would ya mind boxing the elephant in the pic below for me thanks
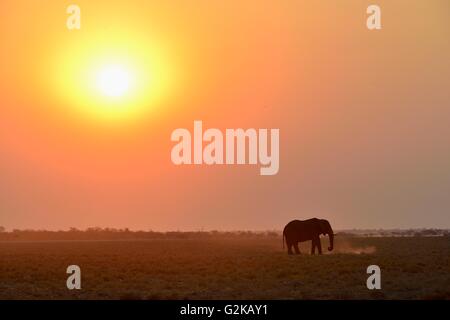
[283,218,334,255]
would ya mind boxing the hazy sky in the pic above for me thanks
[1,1,449,231]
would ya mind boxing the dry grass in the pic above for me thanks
[0,236,448,300]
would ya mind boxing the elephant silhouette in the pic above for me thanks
[283,218,334,255]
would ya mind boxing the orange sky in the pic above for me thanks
[1,1,449,230]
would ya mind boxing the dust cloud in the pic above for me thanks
[332,238,376,254]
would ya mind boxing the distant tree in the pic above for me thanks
[0,226,5,233]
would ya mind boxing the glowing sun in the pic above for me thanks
[96,65,133,98]
[51,30,175,124]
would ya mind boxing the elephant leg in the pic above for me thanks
[287,241,294,255]
[317,237,323,255]
[311,240,316,255]
[294,243,301,254]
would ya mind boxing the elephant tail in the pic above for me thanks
[282,231,285,249]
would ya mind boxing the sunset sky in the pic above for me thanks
[1,1,449,231]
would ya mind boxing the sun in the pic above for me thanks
[96,65,133,98]
[50,29,175,124]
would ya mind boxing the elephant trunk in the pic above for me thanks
[327,232,334,251]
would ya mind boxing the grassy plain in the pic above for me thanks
[0,236,448,299]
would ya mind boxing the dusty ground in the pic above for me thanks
[0,236,448,299]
